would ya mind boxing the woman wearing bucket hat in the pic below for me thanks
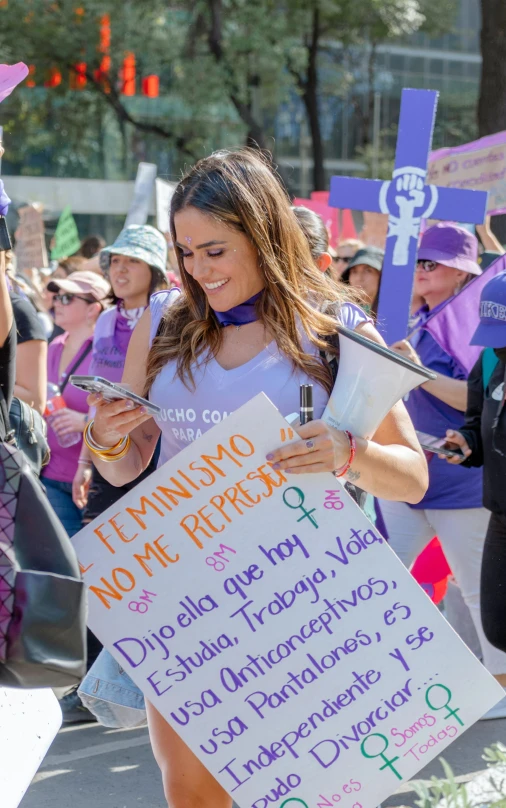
[74,224,168,525]
[381,223,506,699]
[341,246,384,317]
[441,271,506,716]
[63,225,168,724]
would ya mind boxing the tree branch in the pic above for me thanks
[66,63,197,157]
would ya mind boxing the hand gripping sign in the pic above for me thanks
[72,394,503,808]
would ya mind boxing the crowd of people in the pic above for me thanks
[1,147,506,807]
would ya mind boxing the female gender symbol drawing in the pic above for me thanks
[282,486,318,529]
[360,733,402,781]
[425,683,464,727]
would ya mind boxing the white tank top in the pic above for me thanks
[148,291,370,468]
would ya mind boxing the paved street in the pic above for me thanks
[20,715,506,808]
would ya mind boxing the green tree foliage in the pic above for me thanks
[0,0,458,185]
[0,0,175,139]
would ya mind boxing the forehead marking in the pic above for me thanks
[185,236,192,245]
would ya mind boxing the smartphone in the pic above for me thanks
[416,430,464,459]
[70,375,161,416]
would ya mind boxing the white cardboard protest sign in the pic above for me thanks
[155,177,176,234]
[125,162,157,227]
[73,394,503,808]
[14,204,48,271]
[428,134,506,216]
[0,687,61,807]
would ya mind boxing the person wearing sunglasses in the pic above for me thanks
[42,270,111,537]
[330,237,364,280]
[381,223,506,709]
[442,273,506,703]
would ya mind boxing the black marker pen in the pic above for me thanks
[300,384,314,425]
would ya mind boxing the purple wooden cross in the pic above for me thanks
[329,89,488,344]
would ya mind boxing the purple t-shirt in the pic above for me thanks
[406,304,483,510]
[89,304,144,383]
[42,334,93,483]
[148,291,372,467]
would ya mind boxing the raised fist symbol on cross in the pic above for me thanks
[387,171,430,266]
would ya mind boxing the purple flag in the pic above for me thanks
[424,254,506,373]
[0,63,29,104]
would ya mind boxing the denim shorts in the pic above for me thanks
[79,648,146,728]
[42,476,83,537]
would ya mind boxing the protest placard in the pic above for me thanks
[0,686,61,808]
[155,177,176,234]
[125,162,157,227]
[73,394,503,808]
[51,205,81,259]
[429,131,506,216]
[14,204,48,271]
[51,205,81,260]
[294,196,339,247]
[359,211,388,249]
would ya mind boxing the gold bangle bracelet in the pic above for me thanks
[96,435,132,463]
[83,420,126,456]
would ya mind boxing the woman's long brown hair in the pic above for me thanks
[144,149,360,397]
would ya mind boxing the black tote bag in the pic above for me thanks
[0,440,87,687]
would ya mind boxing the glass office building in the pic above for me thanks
[274,0,482,193]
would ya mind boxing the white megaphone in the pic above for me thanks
[322,325,436,439]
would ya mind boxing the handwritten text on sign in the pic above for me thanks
[73,394,503,808]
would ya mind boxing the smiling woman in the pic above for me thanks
[175,207,264,311]
[42,270,110,537]
[82,148,429,808]
[78,225,169,527]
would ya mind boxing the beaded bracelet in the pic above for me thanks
[333,430,356,478]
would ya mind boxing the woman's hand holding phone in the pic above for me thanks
[87,392,153,448]
[439,429,471,464]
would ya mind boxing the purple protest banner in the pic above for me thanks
[424,254,506,373]
[0,63,29,104]
[329,89,489,345]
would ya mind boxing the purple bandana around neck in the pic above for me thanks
[214,290,263,328]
